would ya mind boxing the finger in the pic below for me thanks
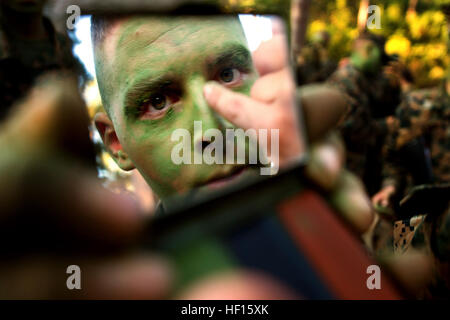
[270,16,286,37]
[203,82,264,130]
[371,194,382,206]
[298,85,348,143]
[54,166,144,246]
[250,69,293,103]
[0,157,144,249]
[1,73,94,165]
[0,254,172,299]
[177,270,298,300]
[330,171,374,234]
[81,255,172,299]
[252,34,289,77]
[305,134,345,191]
[379,249,434,296]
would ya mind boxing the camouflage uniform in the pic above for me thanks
[376,83,450,298]
[295,43,337,85]
[388,84,450,184]
[0,16,85,119]
[326,63,400,195]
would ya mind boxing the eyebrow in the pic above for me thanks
[123,43,252,117]
[207,44,252,73]
[123,74,174,117]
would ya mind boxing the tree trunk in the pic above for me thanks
[357,0,370,32]
[408,0,418,14]
[290,0,311,59]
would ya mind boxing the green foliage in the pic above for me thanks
[307,0,449,87]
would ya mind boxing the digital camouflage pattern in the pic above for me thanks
[375,82,450,298]
[295,42,337,85]
[0,17,85,119]
[381,82,450,197]
[391,83,450,183]
[326,63,400,195]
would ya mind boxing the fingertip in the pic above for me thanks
[178,270,298,300]
[85,255,173,299]
[203,82,214,99]
[306,143,341,190]
[332,172,374,234]
[203,81,221,102]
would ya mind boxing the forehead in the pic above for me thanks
[113,15,245,47]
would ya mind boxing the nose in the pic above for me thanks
[194,138,215,156]
[185,75,229,155]
[186,76,223,127]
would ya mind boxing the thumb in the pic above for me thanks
[0,72,95,165]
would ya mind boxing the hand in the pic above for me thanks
[0,74,295,299]
[305,136,434,296]
[0,74,172,299]
[203,32,373,234]
[304,133,374,234]
[372,185,396,208]
[203,33,304,167]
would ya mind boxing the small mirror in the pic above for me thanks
[72,13,306,214]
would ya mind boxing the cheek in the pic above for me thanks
[121,117,190,177]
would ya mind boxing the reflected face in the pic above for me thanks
[351,39,381,74]
[95,16,258,199]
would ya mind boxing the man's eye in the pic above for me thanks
[150,93,167,110]
[139,92,178,120]
[218,67,241,85]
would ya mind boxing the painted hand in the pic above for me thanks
[0,74,292,299]
[0,74,171,299]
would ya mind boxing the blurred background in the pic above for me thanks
[59,0,449,213]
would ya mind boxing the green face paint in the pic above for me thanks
[97,15,258,200]
[350,39,382,75]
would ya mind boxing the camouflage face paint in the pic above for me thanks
[350,39,381,75]
[97,15,258,200]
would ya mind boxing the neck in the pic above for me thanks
[1,6,47,40]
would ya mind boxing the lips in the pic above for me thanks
[204,166,248,190]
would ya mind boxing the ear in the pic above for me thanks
[94,112,135,171]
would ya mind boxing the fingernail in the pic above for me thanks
[317,146,339,177]
[204,81,221,99]
[203,83,214,98]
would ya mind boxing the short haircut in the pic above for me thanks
[91,15,123,118]
[91,15,121,48]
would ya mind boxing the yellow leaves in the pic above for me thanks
[410,43,447,61]
[309,20,327,35]
[426,43,447,60]
[336,0,347,10]
[385,35,411,59]
[386,4,401,22]
[83,79,104,120]
[308,1,448,87]
[330,7,352,30]
[407,11,446,40]
[429,66,445,80]
[235,0,255,8]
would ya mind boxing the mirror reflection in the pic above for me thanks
[73,14,304,213]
